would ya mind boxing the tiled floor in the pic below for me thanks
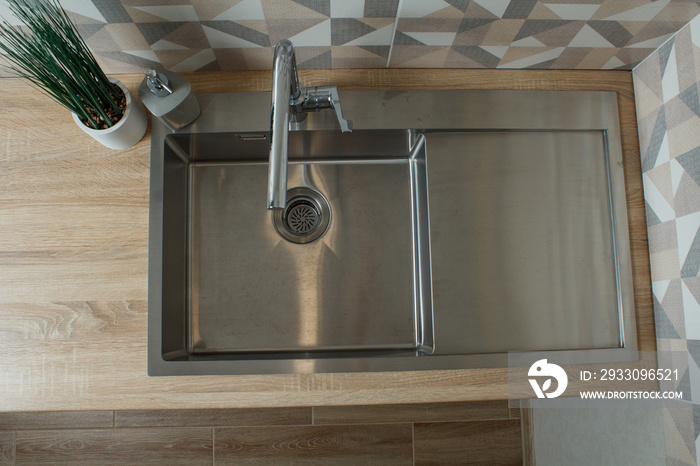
[0,401,522,465]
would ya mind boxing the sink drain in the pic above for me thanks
[273,187,331,244]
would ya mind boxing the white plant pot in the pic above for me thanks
[72,78,148,150]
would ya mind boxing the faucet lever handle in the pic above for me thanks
[299,85,353,133]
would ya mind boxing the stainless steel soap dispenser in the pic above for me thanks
[139,68,200,130]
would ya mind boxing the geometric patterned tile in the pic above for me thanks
[2,0,698,71]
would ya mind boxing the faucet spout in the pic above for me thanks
[268,40,298,210]
[268,39,352,211]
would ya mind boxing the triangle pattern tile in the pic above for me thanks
[603,0,671,22]
[393,31,427,46]
[65,10,106,25]
[444,0,469,13]
[663,407,696,466]
[688,340,700,377]
[569,24,615,48]
[155,48,202,69]
[62,1,107,23]
[214,48,273,71]
[668,398,697,460]
[261,0,327,19]
[457,18,498,34]
[526,57,557,69]
[196,60,221,72]
[499,47,564,69]
[637,106,661,161]
[133,6,199,22]
[390,45,448,67]
[358,45,390,59]
[634,77,664,120]
[345,25,394,46]
[405,32,456,46]
[526,3,561,21]
[644,172,676,223]
[679,213,700,279]
[136,22,183,45]
[677,148,700,189]
[287,19,330,46]
[482,19,525,46]
[292,0,330,17]
[675,172,700,219]
[663,279,686,338]
[542,4,599,21]
[643,106,668,172]
[654,279,671,302]
[329,0,364,19]
[533,22,585,48]
[213,0,266,21]
[653,2,700,23]
[471,0,510,19]
[618,20,649,36]
[681,225,700,279]
[551,47,593,68]
[163,22,210,49]
[587,20,634,47]
[514,20,573,42]
[672,159,684,196]
[647,163,675,207]
[125,6,169,23]
[202,21,270,47]
[93,54,147,74]
[203,26,261,48]
[299,49,331,68]
[453,22,497,46]
[463,0,499,20]
[678,368,692,401]
[331,18,376,45]
[266,18,327,44]
[629,21,687,48]
[451,46,500,67]
[647,201,663,227]
[679,84,700,119]
[502,0,538,20]
[445,48,487,68]
[655,295,682,339]
[76,24,107,41]
[685,277,700,308]
[171,49,217,72]
[190,0,235,22]
[91,0,133,23]
[97,50,161,69]
[694,404,700,439]
[398,0,452,19]
[234,20,269,35]
[668,116,700,161]
[357,18,394,29]
[363,0,400,18]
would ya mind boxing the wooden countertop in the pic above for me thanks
[0,70,654,412]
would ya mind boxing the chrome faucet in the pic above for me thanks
[268,39,352,210]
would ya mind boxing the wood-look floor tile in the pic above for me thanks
[214,423,412,465]
[0,411,113,430]
[15,428,212,465]
[414,420,522,465]
[313,400,509,425]
[116,407,311,427]
[0,432,14,465]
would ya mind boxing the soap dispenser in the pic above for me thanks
[139,68,200,130]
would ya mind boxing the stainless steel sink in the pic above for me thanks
[148,90,637,375]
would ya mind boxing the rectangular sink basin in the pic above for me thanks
[161,129,432,358]
[148,90,638,375]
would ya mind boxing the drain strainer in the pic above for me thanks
[273,187,331,244]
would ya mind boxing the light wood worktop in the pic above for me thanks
[0,70,654,412]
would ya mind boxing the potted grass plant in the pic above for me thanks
[0,0,147,149]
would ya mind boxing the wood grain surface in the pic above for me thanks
[214,424,413,465]
[0,69,653,412]
[14,428,213,465]
[413,420,523,465]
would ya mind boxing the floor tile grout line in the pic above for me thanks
[412,422,415,466]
